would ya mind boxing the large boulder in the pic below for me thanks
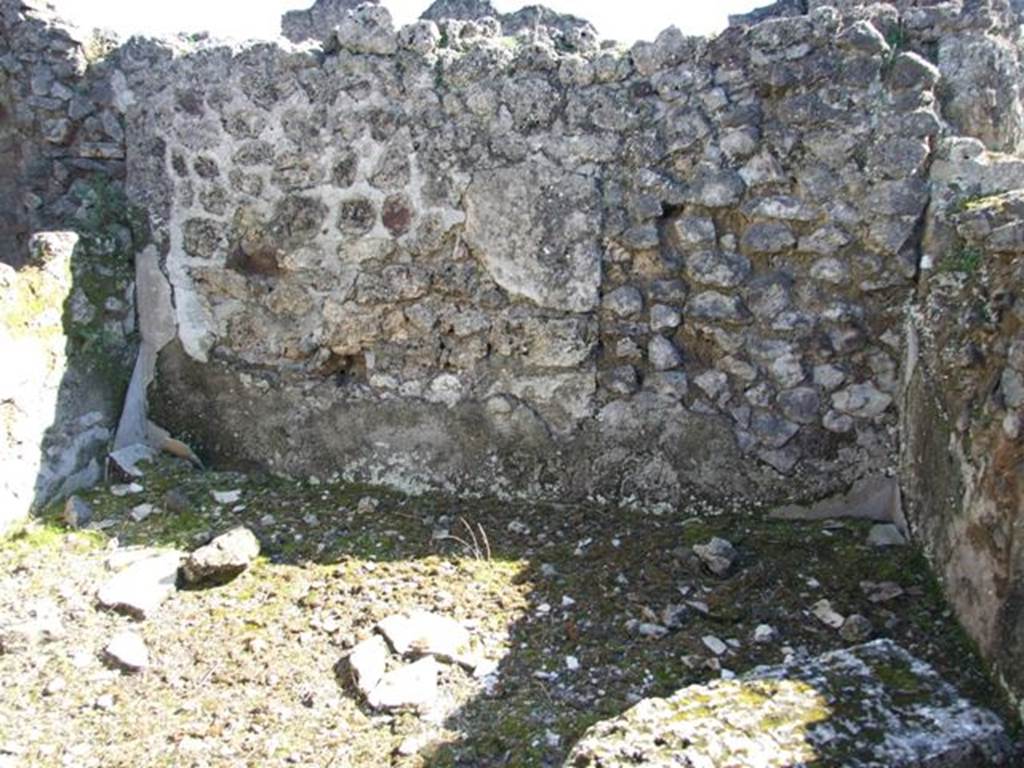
[565,640,1013,767]
[181,527,260,585]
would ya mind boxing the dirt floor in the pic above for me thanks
[0,457,1017,767]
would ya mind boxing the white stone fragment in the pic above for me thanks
[811,599,846,629]
[211,489,241,505]
[377,611,472,663]
[104,631,149,672]
[110,483,144,497]
[367,657,440,711]
[348,635,389,696]
[96,551,182,619]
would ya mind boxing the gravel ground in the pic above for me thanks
[0,458,1015,767]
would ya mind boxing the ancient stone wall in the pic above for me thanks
[0,0,129,264]
[902,135,1024,723]
[0,0,137,533]
[113,1,977,506]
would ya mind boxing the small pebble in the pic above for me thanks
[840,614,874,643]
[702,635,728,656]
[211,489,241,505]
[110,483,143,497]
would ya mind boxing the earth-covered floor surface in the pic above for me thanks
[0,457,1019,767]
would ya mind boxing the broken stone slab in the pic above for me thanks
[366,657,441,712]
[770,475,905,531]
[104,630,149,672]
[376,611,473,664]
[868,523,907,547]
[107,444,155,480]
[565,639,1014,767]
[348,634,389,696]
[129,503,157,523]
[692,537,737,576]
[810,598,845,629]
[181,527,260,585]
[210,489,242,505]
[96,551,182,619]
[861,580,905,603]
[110,482,144,497]
[701,635,728,656]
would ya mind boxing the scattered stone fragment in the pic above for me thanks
[686,600,710,616]
[63,496,92,528]
[397,731,435,757]
[632,621,669,639]
[42,677,66,696]
[810,599,845,629]
[110,483,143,497]
[860,580,905,603]
[210,489,241,505]
[107,444,155,479]
[840,614,873,643]
[753,624,776,644]
[94,693,115,710]
[660,604,687,630]
[181,527,260,585]
[565,640,1013,767]
[868,523,907,547]
[376,611,472,664]
[104,630,149,672]
[97,551,182,619]
[348,635,389,696]
[366,657,440,711]
[692,537,737,576]
[357,496,379,514]
[129,504,156,523]
[702,635,728,656]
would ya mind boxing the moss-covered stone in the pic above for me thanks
[566,641,1013,767]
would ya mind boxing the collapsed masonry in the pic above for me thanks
[0,0,1021,723]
